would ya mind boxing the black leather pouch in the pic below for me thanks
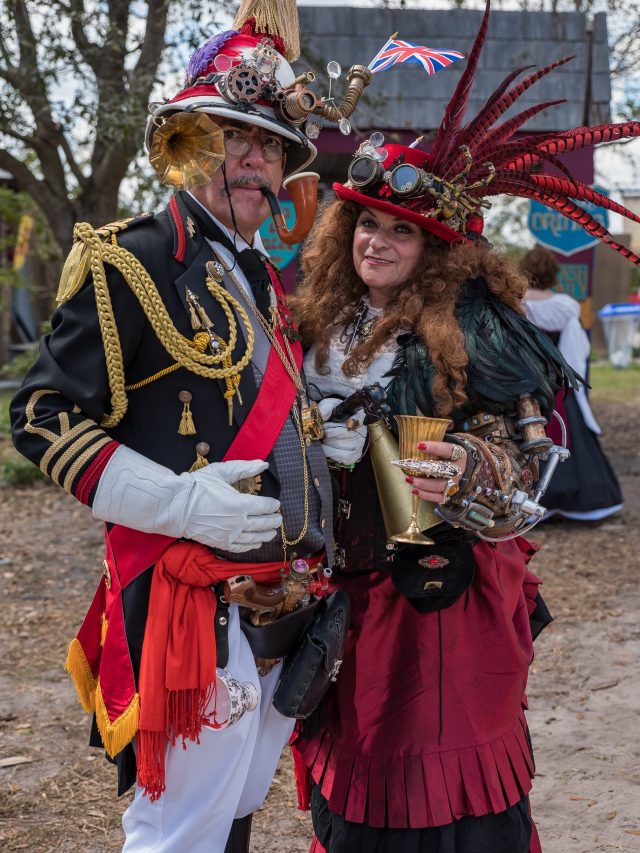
[273,590,351,719]
[389,530,476,613]
[240,598,322,660]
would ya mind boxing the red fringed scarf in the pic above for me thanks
[137,541,287,800]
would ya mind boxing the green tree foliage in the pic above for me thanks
[0,0,228,255]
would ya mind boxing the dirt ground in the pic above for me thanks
[1,395,639,853]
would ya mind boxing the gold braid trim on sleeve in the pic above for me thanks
[67,222,255,429]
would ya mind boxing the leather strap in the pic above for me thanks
[213,582,230,669]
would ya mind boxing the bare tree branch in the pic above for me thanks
[133,0,170,93]
[0,121,35,146]
[0,27,18,73]
[0,147,55,205]
[12,0,50,106]
[68,0,100,73]
[57,129,88,189]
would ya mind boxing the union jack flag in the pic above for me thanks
[368,37,464,76]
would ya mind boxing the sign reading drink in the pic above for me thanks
[528,187,610,257]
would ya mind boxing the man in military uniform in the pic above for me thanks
[9,3,367,851]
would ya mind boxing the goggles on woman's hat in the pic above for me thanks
[335,136,490,245]
[335,0,640,265]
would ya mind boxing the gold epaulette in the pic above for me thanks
[56,214,153,305]
[52,219,254,431]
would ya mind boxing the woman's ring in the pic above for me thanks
[450,445,465,462]
[444,479,459,500]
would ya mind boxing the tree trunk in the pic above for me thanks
[0,220,10,368]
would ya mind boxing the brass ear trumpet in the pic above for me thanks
[261,172,320,245]
[148,112,226,190]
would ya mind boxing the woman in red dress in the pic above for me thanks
[288,32,640,853]
[292,149,561,853]
[289,5,640,849]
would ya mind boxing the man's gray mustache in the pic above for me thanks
[224,175,270,191]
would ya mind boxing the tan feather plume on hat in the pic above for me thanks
[232,0,300,61]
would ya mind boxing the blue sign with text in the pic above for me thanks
[259,201,300,269]
[528,187,609,257]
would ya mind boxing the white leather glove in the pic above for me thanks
[92,446,282,553]
[317,397,367,466]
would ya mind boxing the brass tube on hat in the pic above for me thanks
[291,70,317,87]
[314,65,372,122]
[261,171,319,245]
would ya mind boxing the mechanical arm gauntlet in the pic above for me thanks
[436,395,568,539]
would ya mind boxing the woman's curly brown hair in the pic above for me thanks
[290,199,529,417]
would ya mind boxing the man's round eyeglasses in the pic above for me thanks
[222,129,285,162]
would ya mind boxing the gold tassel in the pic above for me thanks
[178,391,196,435]
[179,405,196,435]
[233,0,300,61]
[57,239,92,304]
[94,681,140,758]
[100,613,108,647]
[65,638,98,713]
[187,300,201,331]
[189,441,210,472]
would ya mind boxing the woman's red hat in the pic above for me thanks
[335,0,640,264]
[333,143,481,245]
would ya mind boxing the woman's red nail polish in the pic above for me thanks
[405,476,414,484]
[412,488,419,495]
[417,441,427,450]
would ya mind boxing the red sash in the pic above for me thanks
[223,262,302,462]
[105,263,304,585]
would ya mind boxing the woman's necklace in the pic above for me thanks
[341,296,379,356]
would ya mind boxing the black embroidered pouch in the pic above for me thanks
[389,529,476,613]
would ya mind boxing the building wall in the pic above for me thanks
[621,195,640,255]
[592,234,633,351]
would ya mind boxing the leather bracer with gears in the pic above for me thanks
[436,396,551,538]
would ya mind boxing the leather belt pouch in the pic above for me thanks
[240,598,322,660]
[273,589,351,720]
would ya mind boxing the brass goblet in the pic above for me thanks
[391,415,454,545]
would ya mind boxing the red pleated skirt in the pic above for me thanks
[295,537,543,831]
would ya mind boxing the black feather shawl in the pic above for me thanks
[386,277,581,425]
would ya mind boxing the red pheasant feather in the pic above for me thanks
[537,195,640,266]
[465,56,575,152]
[468,144,574,183]
[465,63,535,130]
[471,100,566,160]
[538,121,640,156]
[529,175,640,223]
[429,0,491,172]
[479,177,640,267]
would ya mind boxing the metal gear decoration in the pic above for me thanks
[224,65,262,103]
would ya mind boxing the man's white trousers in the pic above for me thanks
[122,604,295,852]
